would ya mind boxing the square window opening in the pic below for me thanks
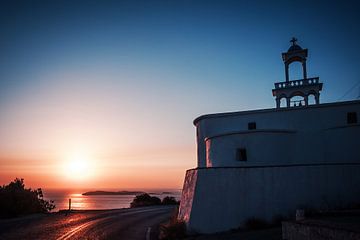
[237,148,247,161]
[248,122,256,130]
[347,112,357,124]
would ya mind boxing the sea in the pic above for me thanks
[43,188,182,211]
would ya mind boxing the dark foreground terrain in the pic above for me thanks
[0,205,175,240]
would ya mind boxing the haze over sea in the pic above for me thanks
[43,188,182,211]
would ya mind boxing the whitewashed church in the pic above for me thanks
[178,39,360,234]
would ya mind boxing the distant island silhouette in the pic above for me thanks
[82,191,145,196]
[82,191,177,196]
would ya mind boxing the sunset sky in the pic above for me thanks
[1,0,360,189]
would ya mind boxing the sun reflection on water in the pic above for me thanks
[43,189,182,211]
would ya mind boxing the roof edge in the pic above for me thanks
[193,100,360,126]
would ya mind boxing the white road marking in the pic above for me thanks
[56,220,99,240]
[56,207,171,240]
[146,227,151,240]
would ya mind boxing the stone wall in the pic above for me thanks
[282,220,360,240]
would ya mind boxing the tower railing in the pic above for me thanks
[290,100,305,107]
[274,77,320,89]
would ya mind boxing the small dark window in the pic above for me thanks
[347,112,357,124]
[237,148,247,161]
[248,122,256,130]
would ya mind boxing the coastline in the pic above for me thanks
[43,189,182,211]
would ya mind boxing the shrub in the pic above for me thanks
[130,193,161,208]
[159,220,186,240]
[159,207,186,240]
[0,178,55,218]
[162,196,179,205]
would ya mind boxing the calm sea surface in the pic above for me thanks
[43,189,182,211]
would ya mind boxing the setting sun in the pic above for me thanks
[62,153,95,181]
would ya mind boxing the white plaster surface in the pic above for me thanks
[179,100,360,234]
[196,101,360,167]
[179,165,360,233]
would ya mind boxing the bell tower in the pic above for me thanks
[272,38,323,108]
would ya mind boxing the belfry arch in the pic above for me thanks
[288,61,303,81]
[272,38,323,108]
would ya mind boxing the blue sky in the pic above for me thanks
[1,1,360,107]
[1,0,360,188]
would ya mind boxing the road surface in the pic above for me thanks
[0,206,175,240]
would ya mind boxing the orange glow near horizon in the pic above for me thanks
[0,143,195,189]
[0,69,197,189]
[0,69,196,189]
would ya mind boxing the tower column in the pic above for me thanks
[302,61,307,79]
[286,97,291,107]
[276,98,280,108]
[304,95,309,106]
[285,63,289,82]
[315,93,320,104]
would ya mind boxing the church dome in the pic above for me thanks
[288,44,302,52]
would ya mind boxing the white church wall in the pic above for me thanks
[179,164,360,234]
[180,100,360,234]
[195,101,360,168]
[205,125,360,167]
[206,131,296,167]
[323,126,360,163]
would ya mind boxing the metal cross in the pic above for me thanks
[290,37,298,45]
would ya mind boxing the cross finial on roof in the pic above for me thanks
[290,37,298,46]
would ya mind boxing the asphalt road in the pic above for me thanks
[0,206,175,240]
